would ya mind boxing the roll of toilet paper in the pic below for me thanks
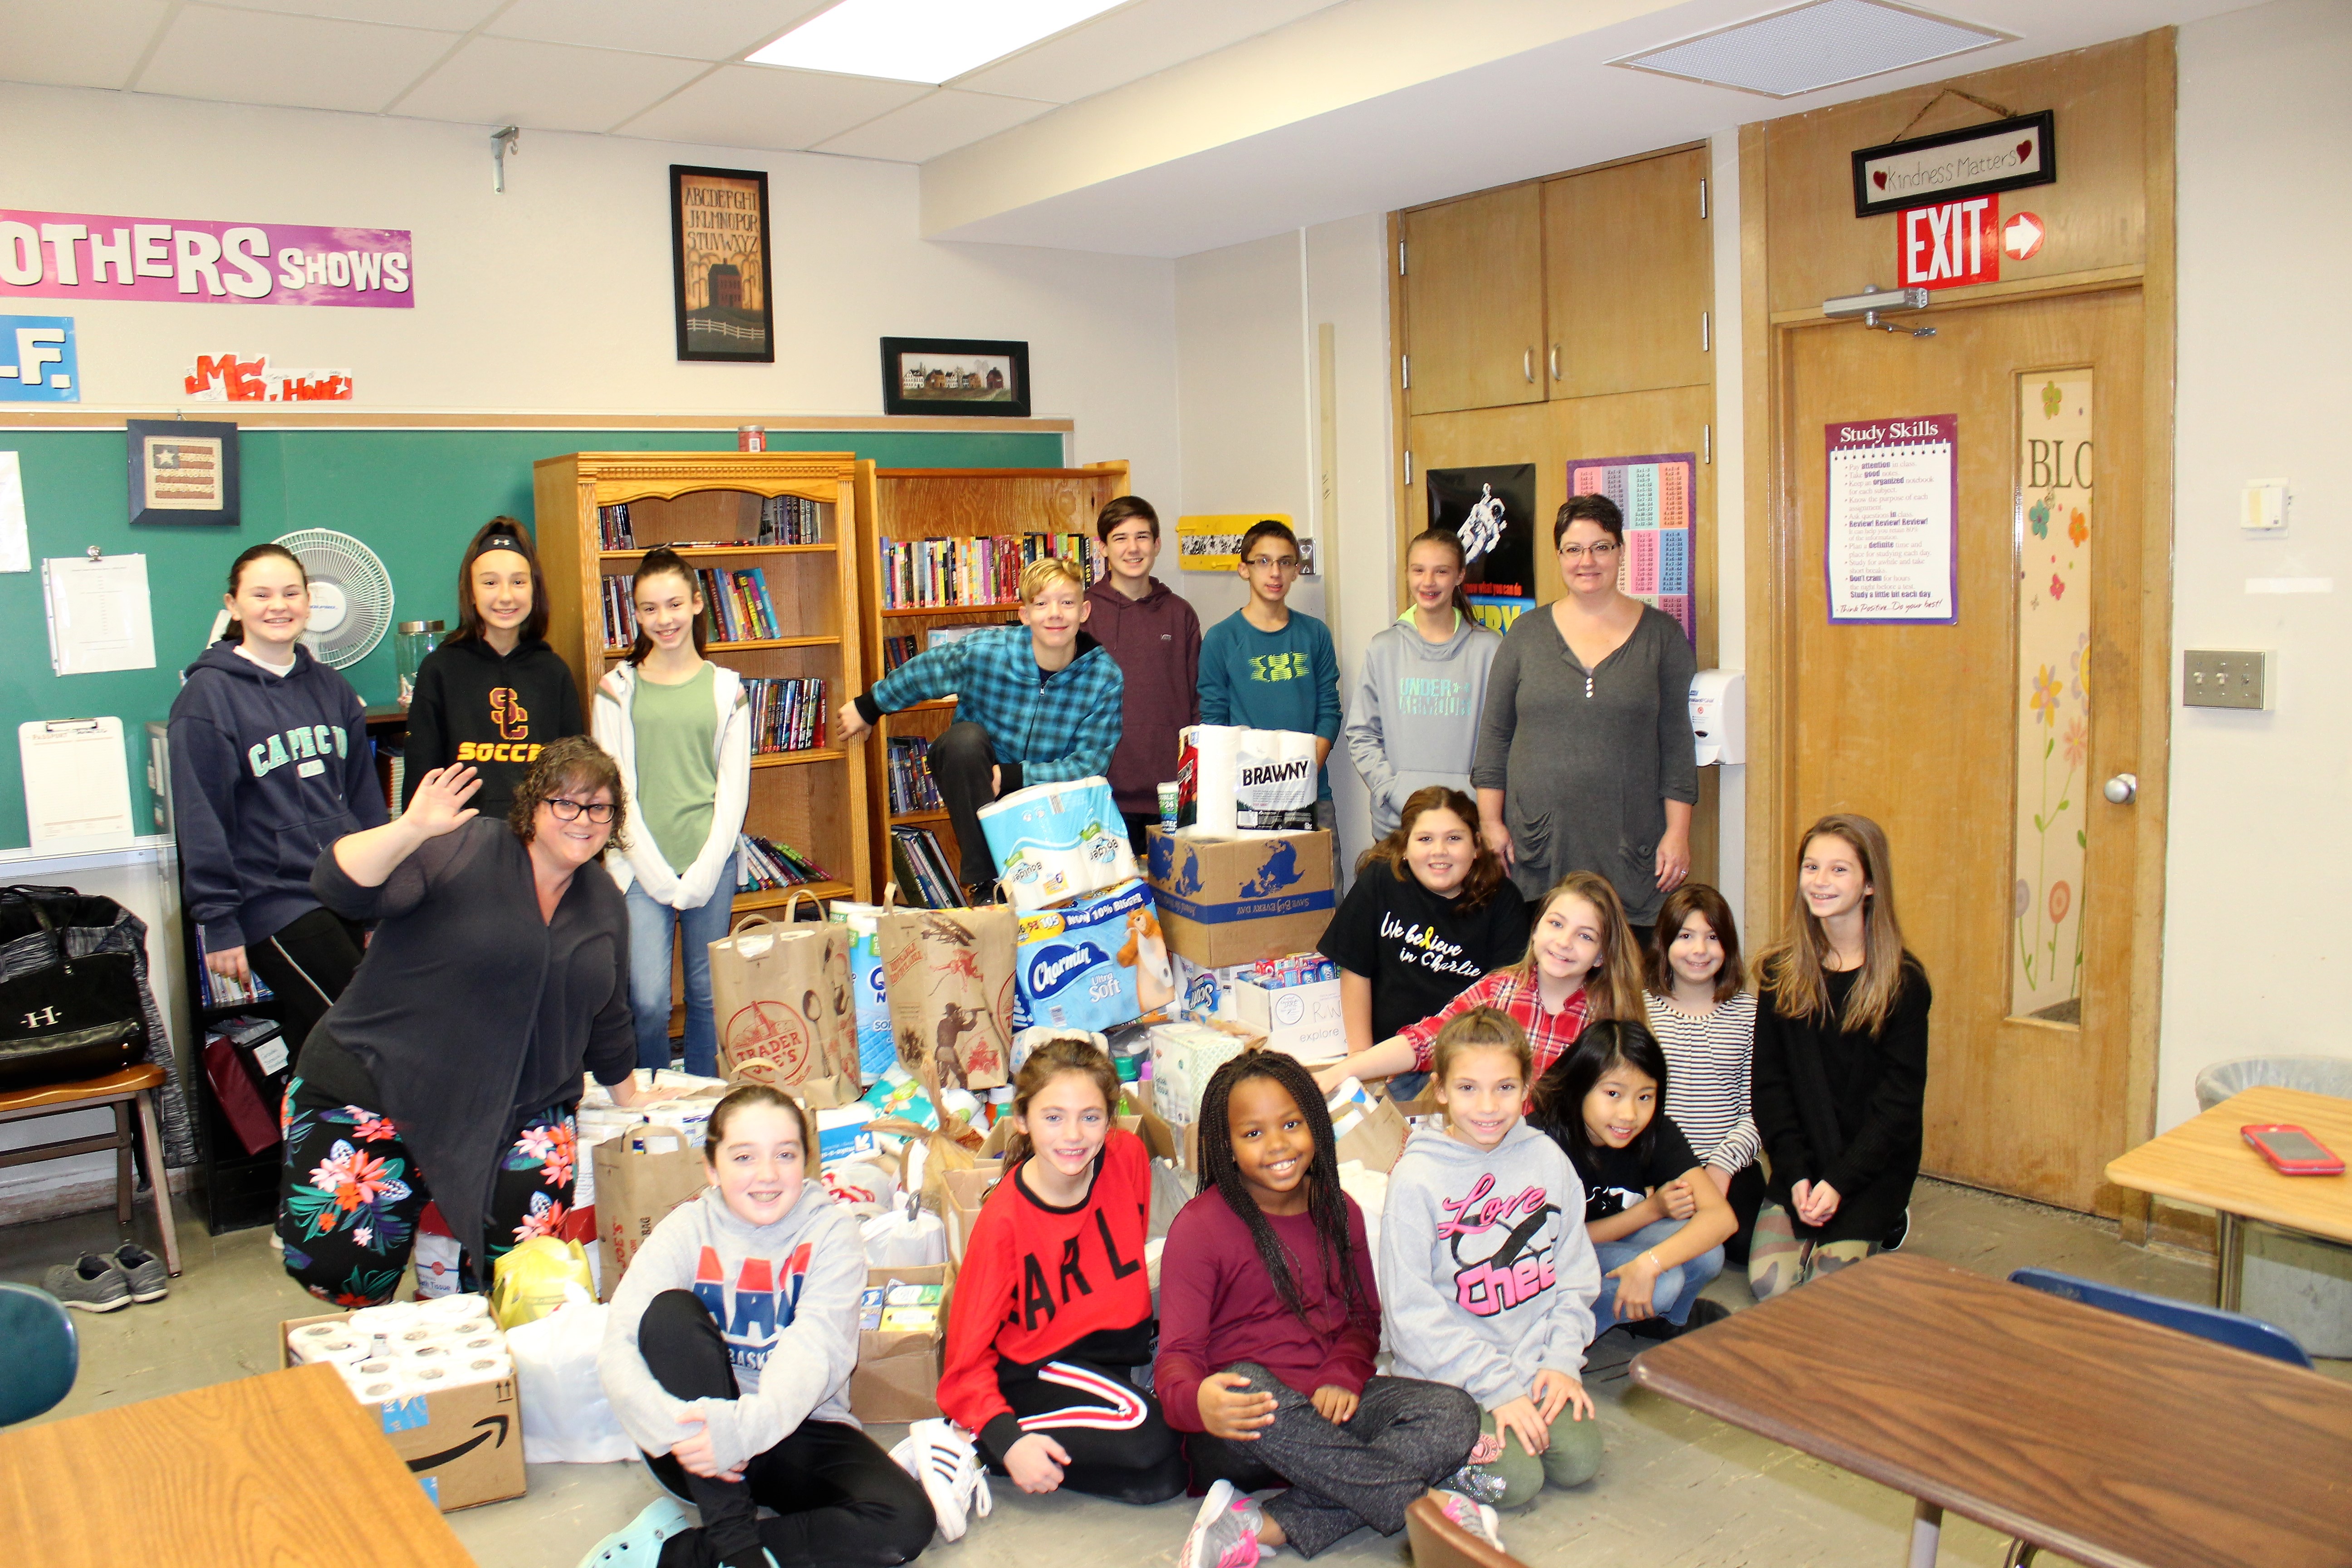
[456,1333,505,1356]
[443,1353,513,1389]
[350,1358,398,1381]
[397,1340,455,1364]
[444,1316,496,1340]
[979,776,1139,909]
[344,1372,409,1404]
[402,1364,453,1394]
[419,1292,488,1322]
[1187,726,1241,836]
[294,1335,372,1367]
[346,1303,421,1340]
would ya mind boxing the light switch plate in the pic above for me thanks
[2243,480,2289,532]
[2183,649,2271,710]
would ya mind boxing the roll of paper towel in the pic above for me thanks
[293,1334,372,1367]
[344,1370,408,1404]
[420,1292,489,1322]
[1185,727,1241,837]
[444,1353,513,1388]
[346,1303,421,1340]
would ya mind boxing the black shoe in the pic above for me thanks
[960,879,999,907]
[1624,1314,1686,1341]
[1882,1207,1911,1252]
[1683,1298,1732,1330]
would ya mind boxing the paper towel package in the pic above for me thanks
[281,1310,523,1511]
[977,777,1137,911]
[1178,725,1320,834]
[1011,879,1176,1034]
[829,902,895,1082]
[1147,827,1336,967]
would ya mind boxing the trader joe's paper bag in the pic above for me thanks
[875,889,1015,1093]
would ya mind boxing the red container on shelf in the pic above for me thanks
[738,425,765,451]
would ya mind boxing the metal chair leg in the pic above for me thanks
[134,1088,181,1277]
[112,1101,134,1223]
[1908,1499,1943,1568]
[2000,1539,2039,1567]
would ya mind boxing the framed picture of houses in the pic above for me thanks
[879,337,1031,417]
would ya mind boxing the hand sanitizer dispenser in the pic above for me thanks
[1689,670,1745,766]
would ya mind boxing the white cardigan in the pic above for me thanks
[592,661,752,911]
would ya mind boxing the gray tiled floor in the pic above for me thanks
[0,1179,2299,1568]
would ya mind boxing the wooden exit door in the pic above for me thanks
[1777,286,2152,1215]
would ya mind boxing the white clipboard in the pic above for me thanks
[20,717,136,853]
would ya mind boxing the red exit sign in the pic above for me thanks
[1898,194,1999,289]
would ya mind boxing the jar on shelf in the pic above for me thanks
[394,620,445,705]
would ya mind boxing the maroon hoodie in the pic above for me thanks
[1084,574,1201,815]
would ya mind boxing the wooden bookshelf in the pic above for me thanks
[848,461,1129,901]
[536,451,872,906]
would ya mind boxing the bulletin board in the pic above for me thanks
[0,424,1062,850]
[1565,451,1697,644]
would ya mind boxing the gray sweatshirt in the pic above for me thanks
[1345,612,1502,837]
[598,1184,866,1470]
[1377,1121,1599,1410]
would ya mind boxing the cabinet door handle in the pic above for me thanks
[1549,345,1562,382]
[1523,347,1535,383]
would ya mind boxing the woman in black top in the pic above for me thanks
[277,737,647,1306]
[1747,813,1931,1300]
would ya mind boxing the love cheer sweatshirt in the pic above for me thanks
[938,1129,1155,1463]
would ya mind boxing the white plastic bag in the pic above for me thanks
[862,1198,949,1268]
[508,1283,635,1464]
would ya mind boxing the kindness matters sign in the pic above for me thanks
[0,209,413,307]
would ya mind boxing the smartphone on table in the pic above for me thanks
[2241,1124,2345,1176]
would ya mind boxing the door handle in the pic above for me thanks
[1524,347,1535,383]
[1549,344,1562,381]
[2103,773,2137,804]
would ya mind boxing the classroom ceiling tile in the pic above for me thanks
[210,0,506,29]
[137,5,461,114]
[618,64,928,152]
[954,0,1344,103]
[0,0,171,90]
[812,88,1058,164]
[392,36,710,135]
[485,0,835,64]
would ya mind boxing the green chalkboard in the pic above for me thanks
[0,425,1063,850]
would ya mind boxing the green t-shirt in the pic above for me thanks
[632,663,717,874]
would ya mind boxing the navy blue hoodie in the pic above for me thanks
[167,641,388,951]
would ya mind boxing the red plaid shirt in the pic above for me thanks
[1399,970,1593,1075]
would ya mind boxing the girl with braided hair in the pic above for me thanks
[1156,1052,1488,1567]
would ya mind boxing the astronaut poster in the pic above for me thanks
[1427,463,1536,633]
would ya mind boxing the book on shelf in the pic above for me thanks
[885,735,943,814]
[735,833,833,893]
[881,633,919,674]
[757,494,823,545]
[193,930,274,1007]
[742,677,827,754]
[608,568,787,647]
[877,531,1103,610]
[598,503,635,551]
[602,575,641,648]
[887,825,962,908]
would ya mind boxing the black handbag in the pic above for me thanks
[0,885,149,1091]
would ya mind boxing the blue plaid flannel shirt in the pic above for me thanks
[867,625,1125,787]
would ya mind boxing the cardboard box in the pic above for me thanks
[280,1313,524,1512]
[1328,1088,1411,1172]
[1147,828,1335,967]
[852,1263,953,1423]
[1232,977,1346,1064]
[1117,1106,1181,1162]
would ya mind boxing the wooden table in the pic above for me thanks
[2105,1085,2352,1310]
[1629,1254,2352,1568]
[0,1362,475,1567]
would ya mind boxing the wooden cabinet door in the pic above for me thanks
[1401,185,1546,415]
[1543,147,1712,399]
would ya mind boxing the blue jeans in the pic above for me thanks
[626,855,736,1077]
[1593,1216,1725,1330]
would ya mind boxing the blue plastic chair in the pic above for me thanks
[2008,1266,2315,1367]
[0,1281,79,1425]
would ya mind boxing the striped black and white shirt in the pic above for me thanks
[1649,990,1760,1171]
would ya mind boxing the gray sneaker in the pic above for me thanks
[44,1252,130,1312]
[110,1242,169,1303]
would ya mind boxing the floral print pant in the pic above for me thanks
[276,1072,579,1308]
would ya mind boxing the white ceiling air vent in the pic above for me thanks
[1612,0,2014,99]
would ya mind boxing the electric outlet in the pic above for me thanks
[2183,649,2271,710]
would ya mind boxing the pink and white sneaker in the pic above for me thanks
[1435,1489,1505,1552]
[1182,1480,1264,1568]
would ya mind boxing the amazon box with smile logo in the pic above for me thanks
[1147,828,1334,967]
[280,1312,525,1510]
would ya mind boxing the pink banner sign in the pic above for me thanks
[0,209,413,308]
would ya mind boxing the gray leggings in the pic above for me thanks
[1184,1363,1480,1558]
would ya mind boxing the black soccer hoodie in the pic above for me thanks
[398,636,583,822]
[167,641,387,952]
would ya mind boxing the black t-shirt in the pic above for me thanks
[1318,860,1531,1042]
[1566,1114,1702,1224]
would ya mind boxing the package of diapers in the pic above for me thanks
[1178,725,1320,834]
[1012,879,1176,1034]
[828,902,895,1082]
[978,775,1137,911]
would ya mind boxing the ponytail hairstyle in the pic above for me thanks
[1356,786,1505,910]
[1000,1034,1120,1167]
[626,546,708,665]
[1404,525,1475,620]
[1503,871,1648,1024]
[1530,1017,1671,1183]
[221,542,307,644]
[1194,1051,1375,1333]
[1755,812,1918,1038]
[703,1082,813,1165]
[446,517,550,647]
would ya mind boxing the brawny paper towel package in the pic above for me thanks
[978,776,1137,910]
[1178,725,1320,833]
[1011,879,1176,1034]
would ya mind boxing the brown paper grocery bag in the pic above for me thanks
[592,1123,709,1301]
[710,895,859,1086]
[875,884,1015,1093]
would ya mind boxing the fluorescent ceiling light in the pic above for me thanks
[1613,0,2011,99]
[748,0,1128,85]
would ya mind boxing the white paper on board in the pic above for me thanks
[19,717,135,853]
[0,452,26,573]
[43,553,157,675]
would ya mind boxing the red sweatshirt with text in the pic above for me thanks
[939,1128,1155,1461]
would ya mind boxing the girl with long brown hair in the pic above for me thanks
[1746,814,1932,1298]
[1344,527,1503,838]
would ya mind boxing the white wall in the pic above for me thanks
[2158,0,2352,1129]
[0,83,1180,488]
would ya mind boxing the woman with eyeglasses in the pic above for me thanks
[274,738,649,1307]
[1471,495,1699,944]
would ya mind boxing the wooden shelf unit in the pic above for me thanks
[536,451,873,906]
[849,461,1129,897]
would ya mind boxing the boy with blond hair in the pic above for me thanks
[840,555,1124,899]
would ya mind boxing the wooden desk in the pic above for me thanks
[1629,1254,2352,1568]
[2105,1085,2352,1309]
[0,1362,475,1568]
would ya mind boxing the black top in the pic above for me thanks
[1563,1114,1702,1225]
[1317,860,1530,1043]
[1750,959,1932,1244]
[304,818,635,1252]
[401,637,585,823]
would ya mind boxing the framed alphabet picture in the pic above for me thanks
[670,165,774,363]
[880,337,1030,418]
[126,418,240,526]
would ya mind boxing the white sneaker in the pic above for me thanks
[1182,1479,1264,1568]
[889,1418,993,1543]
[1434,1489,1504,1552]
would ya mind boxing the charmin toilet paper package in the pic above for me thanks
[1178,725,1321,834]
[1012,879,1177,1034]
[978,776,1137,911]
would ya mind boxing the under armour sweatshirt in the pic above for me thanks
[1344,612,1501,838]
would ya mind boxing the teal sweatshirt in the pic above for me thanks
[1198,608,1342,800]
